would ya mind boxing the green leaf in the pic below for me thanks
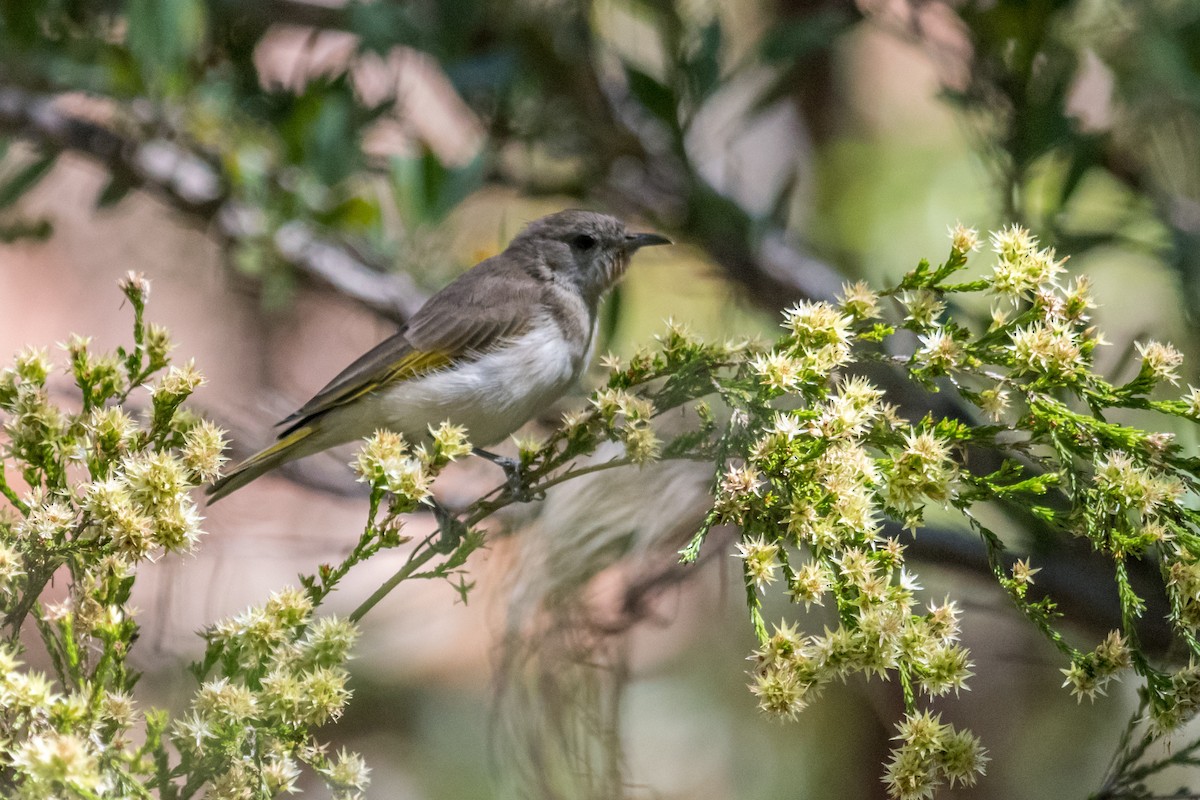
[317,194,382,231]
[307,90,357,185]
[0,152,57,210]
[96,175,134,209]
[429,148,485,222]
[348,0,420,55]
[0,1,43,45]
[124,0,207,91]
[686,20,722,103]
[624,65,678,129]
[759,9,854,63]
[277,79,377,186]
[389,146,485,225]
[0,217,53,242]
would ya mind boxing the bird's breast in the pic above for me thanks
[370,320,586,446]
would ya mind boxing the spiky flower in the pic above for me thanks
[839,280,881,319]
[322,748,372,799]
[916,329,962,373]
[900,290,945,329]
[735,534,780,591]
[1136,340,1184,386]
[977,388,1010,421]
[749,666,809,720]
[11,733,102,792]
[1009,321,1084,381]
[949,223,981,255]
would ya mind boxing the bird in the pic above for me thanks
[206,209,671,502]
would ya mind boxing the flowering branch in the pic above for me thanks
[0,273,369,799]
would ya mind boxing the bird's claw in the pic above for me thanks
[430,500,467,552]
[474,447,533,502]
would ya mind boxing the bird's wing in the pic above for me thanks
[276,261,539,435]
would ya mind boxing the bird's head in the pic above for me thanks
[510,210,671,305]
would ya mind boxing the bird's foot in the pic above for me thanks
[429,499,467,552]
[473,447,532,501]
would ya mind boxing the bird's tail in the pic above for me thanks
[206,425,318,503]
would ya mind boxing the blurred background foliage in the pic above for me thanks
[3,0,1200,312]
[3,0,1200,798]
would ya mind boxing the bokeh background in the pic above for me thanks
[2,0,1200,797]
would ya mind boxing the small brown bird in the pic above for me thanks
[207,210,671,501]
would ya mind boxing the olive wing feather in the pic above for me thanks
[276,261,538,436]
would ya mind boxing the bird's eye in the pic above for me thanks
[571,234,597,251]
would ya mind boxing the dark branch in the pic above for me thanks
[0,84,425,324]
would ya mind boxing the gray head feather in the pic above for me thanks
[508,210,669,305]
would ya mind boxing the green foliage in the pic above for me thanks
[948,0,1200,284]
[388,147,486,227]
[124,0,206,94]
[0,152,56,210]
[2,0,1200,296]
[4,0,1191,326]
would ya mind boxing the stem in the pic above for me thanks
[463,455,636,528]
[349,450,707,622]
[349,536,441,623]
[1119,734,1200,789]
[1099,705,1146,791]
[743,570,767,644]
[302,490,386,606]
[897,663,916,715]
[31,608,69,686]
[0,466,27,512]
[4,560,59,640]
[111,765,156,800]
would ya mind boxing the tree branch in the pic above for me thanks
[0,84,425,324]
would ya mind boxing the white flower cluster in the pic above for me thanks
[987,226,1101,386]
[1,646,122,797]
[352,422,472,502]
[182,589,368,799]
[883,710,988,800]
[591,387,661,465]
[721,287,981,796]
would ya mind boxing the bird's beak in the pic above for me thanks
[624,232,672,251]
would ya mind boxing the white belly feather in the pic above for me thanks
[326,321,588,447]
